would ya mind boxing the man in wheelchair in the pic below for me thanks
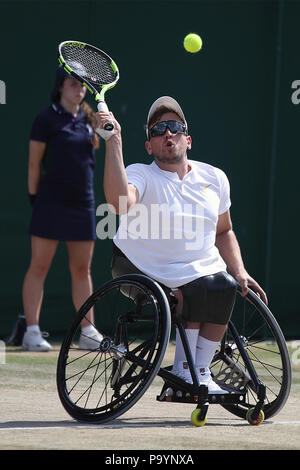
[96,96,267,395]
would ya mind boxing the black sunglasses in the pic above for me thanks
[148,120,187,138]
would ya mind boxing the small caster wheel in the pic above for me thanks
[191,408,207,427]
[246,407,264,425]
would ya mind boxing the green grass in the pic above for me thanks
[0,349,59,390]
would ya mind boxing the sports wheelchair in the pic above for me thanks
[56,274,291,427]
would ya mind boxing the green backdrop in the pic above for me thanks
[0,0,299,339]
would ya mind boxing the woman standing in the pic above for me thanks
[22,66,102,351]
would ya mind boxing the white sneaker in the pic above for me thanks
[168,361,192,397]
[171,361,192,383]
[197,367,229,394]
[170,362,229,395]
[78,329,103,350]
[22,330,52,352]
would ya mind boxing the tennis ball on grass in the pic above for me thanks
[183,33,202,53]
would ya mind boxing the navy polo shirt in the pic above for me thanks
[30,103,96,205]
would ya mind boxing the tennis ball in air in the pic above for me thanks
[183,33,202,53]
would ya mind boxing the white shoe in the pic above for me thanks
[170,362,228,395]
[171,361,193,383]
[22,330,52,352]
[197,367,229,394]
[78,329,103,350]
[169,361,192,397]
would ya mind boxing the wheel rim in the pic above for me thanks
[57,278,170,422]
[210,288,291,420]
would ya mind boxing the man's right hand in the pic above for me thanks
[95,111,121,142]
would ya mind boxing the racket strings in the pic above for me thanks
[61,45,116,86]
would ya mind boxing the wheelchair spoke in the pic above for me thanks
[57,275,170,423]
[212,288,291,420]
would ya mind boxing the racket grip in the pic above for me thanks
[97,101,109,112]
[96,101,115,140]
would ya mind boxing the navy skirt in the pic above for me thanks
[29,196,96,241]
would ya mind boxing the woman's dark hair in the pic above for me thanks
[81,101,100,149]
[50,66,68,104]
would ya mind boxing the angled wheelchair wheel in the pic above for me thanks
[57,274,171,423]
[211,287,291,421]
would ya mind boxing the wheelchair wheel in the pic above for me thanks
[211,287,291,420]
[57,274,171,423]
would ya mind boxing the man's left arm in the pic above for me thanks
[215,210,268,304]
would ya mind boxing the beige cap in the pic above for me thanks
[146,96,188,137]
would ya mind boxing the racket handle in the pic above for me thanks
[96,101,115,140]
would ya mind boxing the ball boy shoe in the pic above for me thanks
[22,330,52,352]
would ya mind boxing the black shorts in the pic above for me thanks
[111,243,237,325]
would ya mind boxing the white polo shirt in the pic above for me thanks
[113,160,231,288]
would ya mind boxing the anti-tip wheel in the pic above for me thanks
[246,408,265,425]
[191,408,207,427]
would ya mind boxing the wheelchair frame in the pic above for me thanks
[56,274,292,427]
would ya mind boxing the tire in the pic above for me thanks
[57,274,171,423]
[211,287,291,420]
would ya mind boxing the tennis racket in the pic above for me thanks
[58,40,119,140]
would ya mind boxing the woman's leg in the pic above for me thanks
[22,236,58,351]
[22,236,59,326]
[66,240,95,328]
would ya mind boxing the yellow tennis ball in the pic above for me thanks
[183,33,202,53]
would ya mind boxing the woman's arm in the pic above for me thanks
[28,140,46,195]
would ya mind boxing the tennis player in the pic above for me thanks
[96,96,267,393]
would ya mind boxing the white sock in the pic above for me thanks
[173,328,199,368]
[195,335,219,370]
[26,325,40,333]
[81,324,97,335]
